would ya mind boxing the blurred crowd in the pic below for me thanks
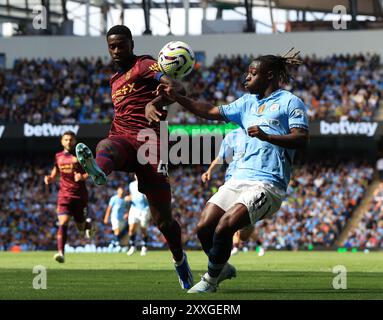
[0,159,375,251]
[254,162,373,250]
[0,57,115,125]
[0,53,382,124]
[343,182,383,249]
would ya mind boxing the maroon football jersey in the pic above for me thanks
[109,55,167,136]
[55,151,88,202]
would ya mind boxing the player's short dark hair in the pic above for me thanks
[61,131,76,138]
[255,48,302,84]
[106,25,132,40]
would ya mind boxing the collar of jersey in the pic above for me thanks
[257,88,283,103]
[116,55,137,74]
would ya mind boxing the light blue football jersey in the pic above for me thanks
[218,89,308,191]
[218,128,249,182]
[129,180,149,211]
[109,195,127,221]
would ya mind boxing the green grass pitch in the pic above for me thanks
[0,250,382,300]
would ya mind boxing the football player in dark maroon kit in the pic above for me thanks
[45,131,94,263]
[75,25,193,289]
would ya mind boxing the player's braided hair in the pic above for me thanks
[106,25,132,40]
[255,47,302,84]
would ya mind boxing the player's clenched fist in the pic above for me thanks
[201,171,211,183]
[247,125,269,141]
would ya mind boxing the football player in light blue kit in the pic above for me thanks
[104,186,129,250]
[201,128,255,256]
[126,175,151,256]
[148,50,309,293]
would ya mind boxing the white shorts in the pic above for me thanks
[208,179,285,225]
[128,207,151,229]
[111,218,126,232]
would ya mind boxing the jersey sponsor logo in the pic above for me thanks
[24,123,80,137]
[112,83,137,102]
[58,163,74,174]
[0,125,5,138]
[320,120,378,137]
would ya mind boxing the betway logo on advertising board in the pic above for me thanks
[320,121,378,137]
[24,123,80,137]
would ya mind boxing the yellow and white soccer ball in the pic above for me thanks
[158,41,195,79]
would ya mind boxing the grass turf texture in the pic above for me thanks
[0,251,382,300]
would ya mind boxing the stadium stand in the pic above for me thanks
[0,159,373,251]
[0,53,382,125]
[0,58,114,125]
[343,182,383,249]
[254,162,373,250]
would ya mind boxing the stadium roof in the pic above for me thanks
[69,1,383,16]
[0,0,382,35]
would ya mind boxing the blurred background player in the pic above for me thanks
[44,131,94,263]
[103,186,129,251]
[74,25,193,289]
[126,176,151,256]
[201,128,257,256]
[231,226,266,257]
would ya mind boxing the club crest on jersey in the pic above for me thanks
[270,103,279,112]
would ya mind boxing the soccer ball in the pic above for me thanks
[158,41,195,79]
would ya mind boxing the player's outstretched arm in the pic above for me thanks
[150,83,223,122]
[145,75,186,125]
[44,166,57,185]
[247,126,309,149]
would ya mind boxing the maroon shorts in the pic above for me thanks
[102,134,171,202]
[57,198,88,223]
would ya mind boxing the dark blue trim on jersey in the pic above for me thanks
[218,106,230,123]
[155,72,165,82]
